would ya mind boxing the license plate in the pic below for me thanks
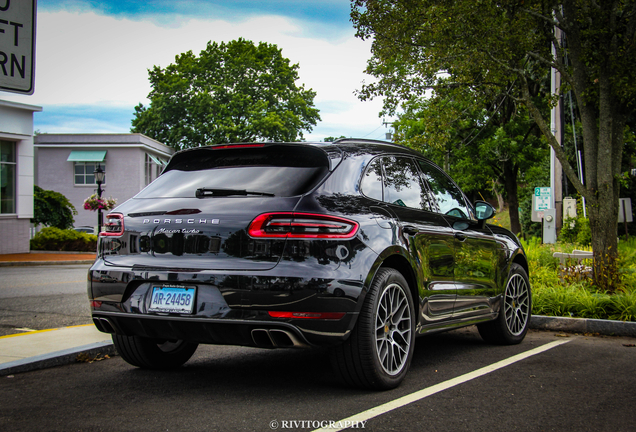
[148,286,196,314]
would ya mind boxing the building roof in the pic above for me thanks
[34,133,174,157]
[0,99,43,112]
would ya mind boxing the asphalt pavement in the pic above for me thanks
[0,251,634,377]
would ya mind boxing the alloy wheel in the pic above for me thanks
[504,273,530,336]
[375,283,412,376]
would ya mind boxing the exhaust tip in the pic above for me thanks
[251,329,274,348]
[268,329,298,348]
[251,328,309,349]
[93,317,116,334]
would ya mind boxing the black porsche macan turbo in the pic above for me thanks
[88,138,531,390]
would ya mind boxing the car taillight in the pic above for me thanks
[248,213,359,239]
[268,311,345,320]
[101,213,124,236]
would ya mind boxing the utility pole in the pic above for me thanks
[551,25,564,232]
[382,119,394,141]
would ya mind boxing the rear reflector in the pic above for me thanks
[101,213,124,236]
[248,213,358,239]
[268,311,346,320]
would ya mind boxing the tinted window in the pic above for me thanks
[136,145,329,198]
[360,158,383,201]
[417,160,470,219]
[383,156,433,211]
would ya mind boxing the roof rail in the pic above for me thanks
[333,138,412,150]
[333,138,391,145]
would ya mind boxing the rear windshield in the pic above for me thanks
[135,144,330,199]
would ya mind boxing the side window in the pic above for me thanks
[360,158,383,201]
[417,160,470,219]
[383,156,432,211]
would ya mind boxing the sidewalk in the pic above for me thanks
[0,325,115,376]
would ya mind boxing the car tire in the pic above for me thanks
[478,263,532,345]
[330,267,415,390]
[112,335,198,369]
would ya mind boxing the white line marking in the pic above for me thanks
[313,339,572,432]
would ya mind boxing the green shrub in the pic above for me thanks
[521,237,560,271]
[610,292,636,321]
[560,216,591,246]
[32,186,77,229]
[30,227,97,252]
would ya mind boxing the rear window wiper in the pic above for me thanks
[195,188,275,198]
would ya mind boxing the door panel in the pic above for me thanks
[379,156,456,323]
[450,220,500,318]
[415,159,498,318]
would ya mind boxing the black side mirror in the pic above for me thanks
[475,201,495,220]
[474,201,495,227]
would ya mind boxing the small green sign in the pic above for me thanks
[534,187,551,210]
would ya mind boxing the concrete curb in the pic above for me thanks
[530,315,636,337]
[0,341,116,376]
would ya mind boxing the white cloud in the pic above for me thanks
[2,10,389,140]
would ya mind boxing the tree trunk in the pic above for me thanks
[588,195,619,293]
[495,185,505,213]
[502,162,521,236]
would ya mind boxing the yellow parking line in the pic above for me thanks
[0,324,93,339]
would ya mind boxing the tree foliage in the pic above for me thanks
[32,186,77,230]
[132,38,321,149]
[352,0,636,291]
[394,88,548,236]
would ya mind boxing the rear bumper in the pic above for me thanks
[88,255,372,347]
[91,310,358,348]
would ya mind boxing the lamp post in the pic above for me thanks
[94,164,105,233]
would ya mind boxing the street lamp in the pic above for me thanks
[94,164,105,233]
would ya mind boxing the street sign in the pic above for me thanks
[531,187,552,222]
[0,0,37,95]
[534,187,551,211]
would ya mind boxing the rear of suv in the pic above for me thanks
[89,139,531,390]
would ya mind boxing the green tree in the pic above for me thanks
[132,38,321,149]
[352,0,636,291]
[32,186,77,230]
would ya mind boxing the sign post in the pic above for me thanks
[532,187,556,243]
[0,0,37,95]
[618,198,633,240]
[532,187,552,222]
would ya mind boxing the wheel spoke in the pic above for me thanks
[504,274,529,336]
[374,282,412,376]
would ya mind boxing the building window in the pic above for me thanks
[74,162,106,185]
[0,140,16,214]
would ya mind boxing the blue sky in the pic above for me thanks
[1,0,392,142]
